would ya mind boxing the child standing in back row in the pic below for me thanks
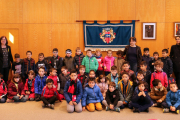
[104,50,115,76]
[95,49,104,77]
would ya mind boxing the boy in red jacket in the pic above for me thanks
[41,79,58,109]
[0,73,7,103]
[150,60,168,89]
[95,49,103,77]
[24,70,35,101]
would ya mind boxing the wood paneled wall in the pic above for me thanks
[0,0,179,61]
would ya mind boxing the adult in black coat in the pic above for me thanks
[170,36,180,88]
[0,36,13,83]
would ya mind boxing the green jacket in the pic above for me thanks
[81,55,99,73]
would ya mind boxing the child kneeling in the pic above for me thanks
[82,78,104,112]
[102,82,123,112]
[130,81,153,113]
[64,69,83,113]
[41,79,58,109]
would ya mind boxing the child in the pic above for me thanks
[133,71,145,90]
[64,69,83,113]
[7,74,26,102]
[81,49,98,74]
[0,73,7,103]
[120,61,136,81]
[96,74,108,98]
[94,49,103,77]
[161,49,173,77]
[142,48,152,70]
[77,65,88,88]
[74,47,85,72]
[150,60,168,89]
[23,51,35,79]
[104,50,115,76]
[162,82,180,114]
[102,82,123,112]
[114,50,125,74]
[59,66,70,99]
[24,70,35,101]
[150,79,167,107]
[139,61,151,88]
[83,70,96,88]
[47,68,60,91]
[49,48,63,75]
[82,78,104,112]
[35,53,48,75]
[63,49,75,72]
[34,67,47,101]
[118,72,133,109]
[12,53,23,78]
[106,66,120,89]
[131,81,153,113]
[41,79,58,109]
[150,52,160,73]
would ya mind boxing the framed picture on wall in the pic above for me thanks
[174,22,180,36]
[142,22,157,40]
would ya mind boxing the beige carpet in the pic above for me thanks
[0,100,178,120]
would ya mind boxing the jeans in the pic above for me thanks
[13,96,27,102]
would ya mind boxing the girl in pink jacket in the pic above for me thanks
[104,50,115,76]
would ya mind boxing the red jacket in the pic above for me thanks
[0,79,7,97]
[47,75,60,90]
[96,56,104,71]
[150,71,168,88]
[41,86,58,99]
[24,79,35,93]
[7,81,25,99]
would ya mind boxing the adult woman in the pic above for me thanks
[123,37,142,73]
[0,36,13,83]
[170,36,180,89]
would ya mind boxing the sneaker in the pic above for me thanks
[145,108,149,113]
[176,110,179,114]
[50,104,54,109]
[163,108,169,113]
[106,106,109,111]
[153,103,157,107]
[115,107,120,113]
[133,108,140,113]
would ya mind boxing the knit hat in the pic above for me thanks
[66,49,72,54]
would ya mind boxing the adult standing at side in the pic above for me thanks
[0,36,13,83]
[170,36,180,89]
[123,37,142,73]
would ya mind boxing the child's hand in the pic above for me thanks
[0,96,2,99]
[110,104,114,110]
[19,95,23,99]
[100,64,103,67]
[157,99,162,103]
[76,65,78,69]
[142,92,146,97]
[82,107,86,111]
[17,94,20,97]
[152,63,154,65]
[104,66,107,70]
[69,101,73,105]
[138,92,142,96]
[73,102,77,105]
[170,106,176,111]
[170,74,172,77]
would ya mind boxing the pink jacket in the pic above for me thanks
[104,56,115,72]
[150,71,168,88]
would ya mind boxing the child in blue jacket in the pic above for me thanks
[162,82,180,114]
[64,69,83,113]
[34,67,47,101]
[82,78,104,112]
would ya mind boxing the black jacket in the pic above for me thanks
[161,57,173,77]
[49,56,63,74]
[170,44,180,72]
[142,55,152,70]
[105,89,120,106]
[74,53,85,67]
[63,56,75,72]
[0,45,13,69]
[35,60,49,74]
[124,45,142,67]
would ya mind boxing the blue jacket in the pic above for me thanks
[82,84,104,107]
[64,79,83,104]
[34,75,47,94]
[166,90,180,108]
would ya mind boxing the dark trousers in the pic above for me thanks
[162,102,180,110]
[130,102,152,112]
[174,72,180,89]
[0,67,9,83]
[120,103,133,109]
[41,96,57,105]
[129,62,137,73]
[35,94,41,101]
[152,100,165,107]
[105,71,111,76]
[96,70,103,77]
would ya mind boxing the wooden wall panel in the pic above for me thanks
[136,0,165,22]
[52,0,79,23]
[52,24,80,57]
[22,24,52,61]
[23,0,52,23]
[107,0,135,20]
[0,0,23,23]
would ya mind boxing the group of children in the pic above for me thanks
[0,47,180,115]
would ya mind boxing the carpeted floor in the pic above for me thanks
[0,100,179,120]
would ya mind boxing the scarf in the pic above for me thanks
[68,79,77,95]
